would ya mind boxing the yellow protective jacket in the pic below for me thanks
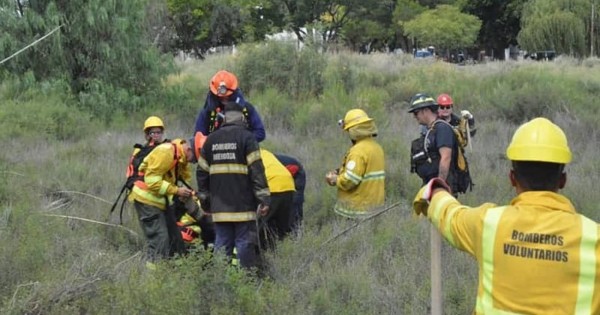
[128,142,191,210]
[427,190,600,314]
[260,149,295,193]
[335,137,385,218]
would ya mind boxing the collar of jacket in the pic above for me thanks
[510,191,576,214]
[222,120,247,128]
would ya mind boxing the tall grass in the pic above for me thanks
[1,45,599,314]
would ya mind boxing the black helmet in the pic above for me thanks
[408,93,437,113]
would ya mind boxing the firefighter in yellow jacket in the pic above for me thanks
[413,117,600,314]
[128,138,196,261]
[259,148,296,249]
[326,109,385,218]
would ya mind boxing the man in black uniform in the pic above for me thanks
[196,102,270,269]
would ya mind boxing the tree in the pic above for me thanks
[518,0,593,57]
[166,0,214,58]
[270,0,367,47]
[144,0,178,54]
[0,0,172,119]
[271,0,324,42]
[392,0,428,53]
[404,5,481,52]
[166,0,270,58]
[461,0,529,60]
[341,0,396,53]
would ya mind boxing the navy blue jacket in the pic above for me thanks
[194,89,266,142]
[273,154,306,205]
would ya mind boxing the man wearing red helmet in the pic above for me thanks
[436,93,476,147]
[194,70,266,142]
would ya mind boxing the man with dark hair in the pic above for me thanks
[413,117,600,314]
[436,93,476,146]
[196,101,270,269]
[408,93,456,185]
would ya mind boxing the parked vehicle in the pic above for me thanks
[414,50,433,58]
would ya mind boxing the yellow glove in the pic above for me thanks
[413,185,431,216]
[412,177,451,216]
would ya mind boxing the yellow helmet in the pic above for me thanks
[143,116,165,132]
[506,117,572,164]
[341,109,373,131]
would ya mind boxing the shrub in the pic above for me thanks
[235,42,326,98]
[0,78,95,141]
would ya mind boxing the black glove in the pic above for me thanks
[187,197,204,221]
[198,193,211,213]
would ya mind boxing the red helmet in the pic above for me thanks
[210,70,238,97]
[437,93,453,106]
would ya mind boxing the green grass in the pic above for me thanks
[1,48,600,314]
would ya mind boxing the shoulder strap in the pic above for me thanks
[170,142,179,169]
[432,119,452,129]
[424,120,445,154]
[432,119,460,145]
[170,142,180,182]
[424,119,458,156]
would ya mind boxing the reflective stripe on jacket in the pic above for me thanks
[260,149,295,193]
[196,122,270,222]
[427,190,600,314]
[128,142,191,210]
[334,137,385,218]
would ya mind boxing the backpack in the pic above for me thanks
[451,137,474,194]
[109,140,175,224]
[410,120,474,194]
[205,94,250,134]
[125,143,158,189]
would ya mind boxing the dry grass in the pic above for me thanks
[1,50,600,314]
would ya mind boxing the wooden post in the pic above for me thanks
[430,225,442,315]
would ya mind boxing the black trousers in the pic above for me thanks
[260,191,294,250]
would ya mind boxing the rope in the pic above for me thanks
[318,201,402,249]
[40,213,139,238]
[54,190,112,205]
[294,201,403,273]
[0,24,63,66]
[466,123,472,152]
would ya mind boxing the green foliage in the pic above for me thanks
[166,0,268,57]
[0,0,175,122]
[322,54,358,93]
[404,4,481,50]
[461,0,528,59]
[339,1,396,52]
[341,19,384,51]
[518,0,589,56]
[0,76,94,141]
[234,41,326,98]
[3,50,600,314]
